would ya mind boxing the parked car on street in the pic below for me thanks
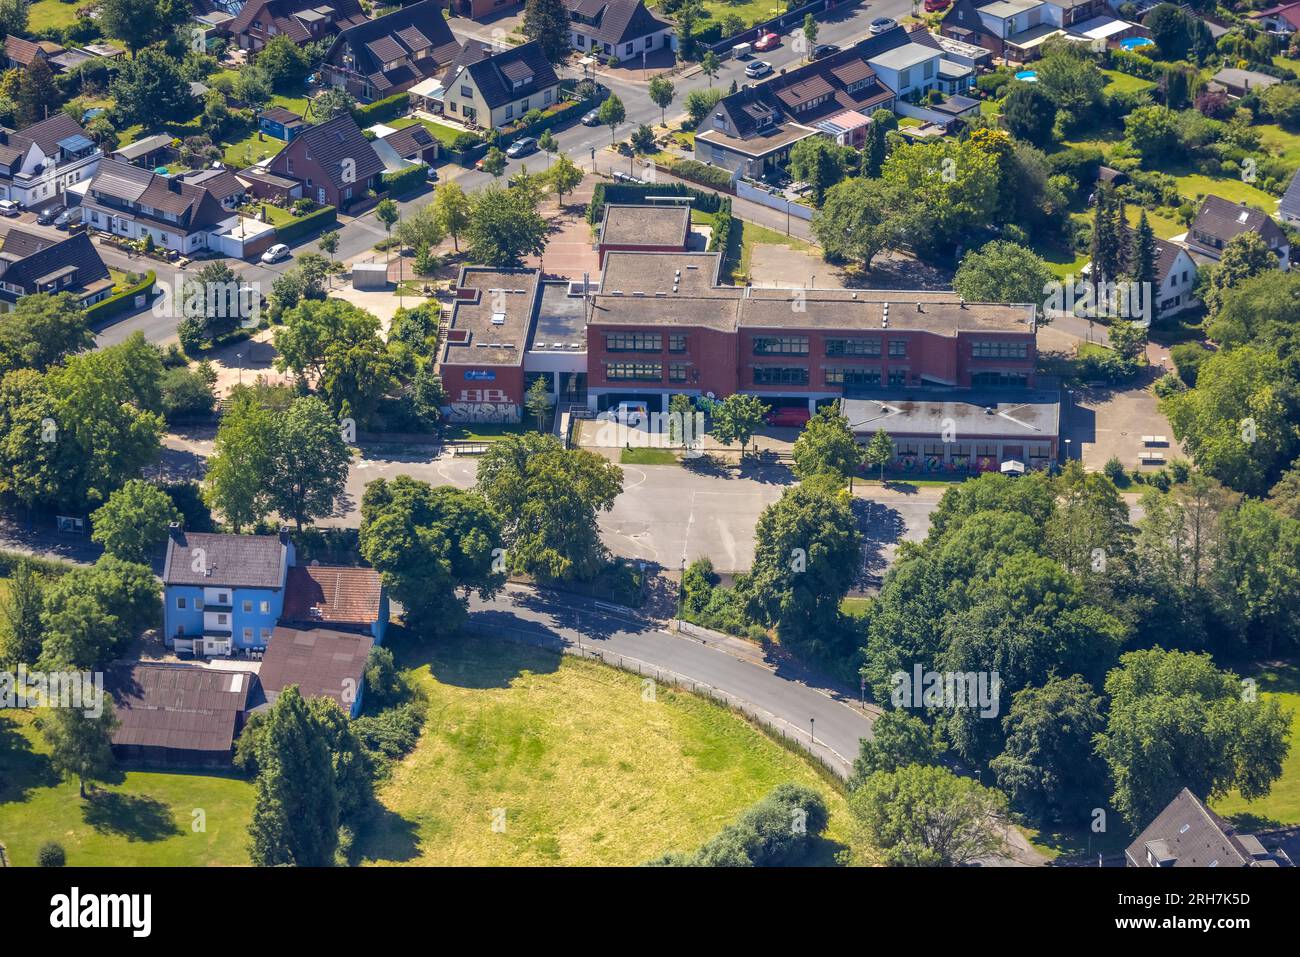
[581,109,602,126]
[754,31,780,51]
[261,243,290,264]
[870,16,898,33]
[506,136,538,158]
[765,407,811,428]
[924,0,951,10]
[812,44,840,60]
[745,59,773,78]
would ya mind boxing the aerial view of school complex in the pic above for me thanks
[0,0,1297,932]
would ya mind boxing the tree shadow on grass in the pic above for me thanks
[0,713,60,802]
[353,804,422,864]
[1223,811,1287,834]
[397,625,563,690]
[81,790,181,843]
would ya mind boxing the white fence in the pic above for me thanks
[736,180,815,221]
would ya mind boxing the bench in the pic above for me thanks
[1142,435,1169,447]
[1138,451,1166,464]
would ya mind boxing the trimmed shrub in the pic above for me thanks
[37,842,66,867]
[84,271,157,324]
[666,158,734,192]
[352,92,409,126]
[274,204,337,244]
[382,163,428,196]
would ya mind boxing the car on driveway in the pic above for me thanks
[0,200,18,217]
[754,31,780,51]
[744,59,772,78]
[261,243,290,264]
[869,16,898,33]
[506,136,538,158]
[54,208,78,230]
[812,43,840,60]
[36,205,63,226]
[581,109,602,126]
[924,0,950,10]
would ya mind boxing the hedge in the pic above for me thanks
[588,181,723,224]
[353,92,410,126]
[0,549,73,578]
[382,163,428,196]
[667,159,735,192]
[274,204,337,243]
[84,270,157,324]
[708,197,734,253]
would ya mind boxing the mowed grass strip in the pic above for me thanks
[358,633,854,866]
[0,710,253,866]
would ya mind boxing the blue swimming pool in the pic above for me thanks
[1015,70,1038,82]
[1120,37,1155,50]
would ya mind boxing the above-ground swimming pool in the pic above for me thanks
[1120,37,1155,50]
[1015,70,1038,82]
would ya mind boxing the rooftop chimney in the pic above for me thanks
[279,526,291,546]
[168,521,183,541]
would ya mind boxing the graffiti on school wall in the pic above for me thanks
[446,389,520,423]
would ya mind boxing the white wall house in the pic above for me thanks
[0,115,102,209]
[976,0,1063,39]
[867,43,943,99]
[565,0,675,62]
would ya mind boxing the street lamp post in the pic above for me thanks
[809,716,815,744]
[677,557,686,622]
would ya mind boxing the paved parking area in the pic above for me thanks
[340,448,944,576]
[163,431,944,577]
[1069,379,1184,472]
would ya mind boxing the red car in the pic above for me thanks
[923,0,950,10]
[765,407,811,428]
[754,31,780,51]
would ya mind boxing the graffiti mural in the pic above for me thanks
[446,403,521,423]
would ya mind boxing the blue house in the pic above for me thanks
[162,525,387,657]
[258,106,306,142]
[163,525,293,657]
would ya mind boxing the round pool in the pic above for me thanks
[1120,37,1155,50]
[1015,70,1038,82]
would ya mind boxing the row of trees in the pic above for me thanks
[1159,239,1300,498]
[860,468,1295,832]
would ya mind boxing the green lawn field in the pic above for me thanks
[1213,661,1300,829]
[356,632,856,866]
[0,710,253,866]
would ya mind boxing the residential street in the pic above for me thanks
[87,1,913,348]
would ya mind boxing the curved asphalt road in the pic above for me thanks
[466,584,876,777]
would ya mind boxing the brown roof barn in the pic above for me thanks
[107,663,255,767]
